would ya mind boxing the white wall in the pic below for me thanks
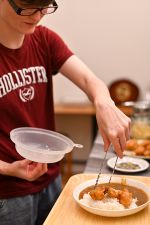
[40,0,150,102]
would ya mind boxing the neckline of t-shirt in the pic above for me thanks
[0,35,30,53]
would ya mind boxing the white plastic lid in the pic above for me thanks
[10,127,83,163]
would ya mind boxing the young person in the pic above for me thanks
[0,0,131,224]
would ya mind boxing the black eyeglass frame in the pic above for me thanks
[7,0,58,16]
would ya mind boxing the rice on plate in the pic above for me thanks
[80,193,137,210]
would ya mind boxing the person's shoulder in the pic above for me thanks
[33,25,64,46]
[29,25,58,45]
[35,25,50,33]
[34,25,57,38]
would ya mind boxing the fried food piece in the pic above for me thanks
[144,149,150,156]
[119,188,132,208]
[145,144,150,151]
[135,145,145,155]
[89,186,106,200]
[107,187,121,198]
[141,140,150,147]
[89,185,133,208]
[126,139,138,151]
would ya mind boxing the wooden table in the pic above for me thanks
[43,174,150,225]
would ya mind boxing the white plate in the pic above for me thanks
[107,156,149,173]
[73,177,150,217]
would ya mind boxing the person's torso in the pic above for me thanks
[0,25,73,198]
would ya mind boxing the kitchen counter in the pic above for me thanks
[43,173,150,225]
[84,133,150,176]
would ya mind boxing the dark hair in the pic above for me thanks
[20,0,55,7]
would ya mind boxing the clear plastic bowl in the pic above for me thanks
[10,127,83,163]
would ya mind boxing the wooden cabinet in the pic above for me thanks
[54,103,133,117]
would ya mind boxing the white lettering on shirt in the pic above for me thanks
[0,66,48,98]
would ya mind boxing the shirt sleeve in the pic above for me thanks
[38,25,74,74]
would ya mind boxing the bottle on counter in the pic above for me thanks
[131,101,150,140]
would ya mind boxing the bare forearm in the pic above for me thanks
[0,160,10,175]
[60,55,131,157]
[83,74,113,106]
[59,55,111,105]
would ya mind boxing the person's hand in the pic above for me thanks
[95,100,131,158]
[0,159,48,181]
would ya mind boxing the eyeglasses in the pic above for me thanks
[8,0,58,16]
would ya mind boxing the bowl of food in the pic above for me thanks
[10,127,83,163]
[73,177,150,217]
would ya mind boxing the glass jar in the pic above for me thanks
[131,101,150,139]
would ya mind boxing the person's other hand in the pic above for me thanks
[95,100,131,158]
[0,159,48,181]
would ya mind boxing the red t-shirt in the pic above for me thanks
[0,25,73,198]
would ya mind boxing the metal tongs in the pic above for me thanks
[94,147,118,189]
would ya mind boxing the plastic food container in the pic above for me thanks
[10,127,83,163]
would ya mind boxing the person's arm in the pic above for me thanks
[0,159,48,181]
[59,55,131,158]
